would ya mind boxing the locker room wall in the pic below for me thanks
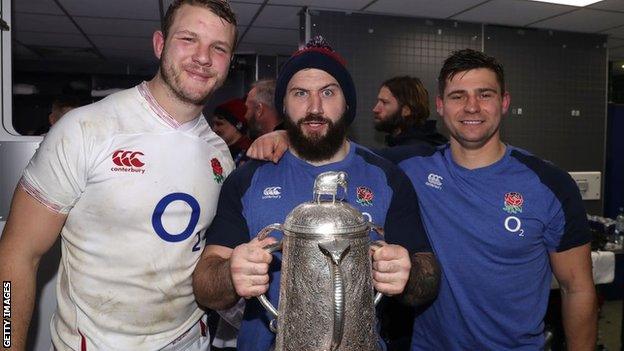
[309,10,607,214]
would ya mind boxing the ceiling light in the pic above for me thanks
[528,0,604,6]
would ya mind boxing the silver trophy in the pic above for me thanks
[256,171,384,351]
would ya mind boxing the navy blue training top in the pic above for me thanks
[205,142,431,351]
[396,144,590,351]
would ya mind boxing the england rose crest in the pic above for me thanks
[356,186,374,206]
[503,192,523,214]
[211,158,224,184]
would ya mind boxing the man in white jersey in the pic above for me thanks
[0,1,237,350]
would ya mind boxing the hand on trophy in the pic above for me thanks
[230,236,277,298]
[371,243,412,296]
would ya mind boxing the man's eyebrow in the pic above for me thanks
[445,89,466,96]
[321,83,340,90]
[476,88,498,94]
[446,87,498,97]
[172,31,232,48]
[288,83,340,92]
[174,30,198,38]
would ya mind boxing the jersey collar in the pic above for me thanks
[137,81,182,129]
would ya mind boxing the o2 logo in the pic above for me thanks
[152,193,203,251]
[504,216,524,237]
[362,212,373,222]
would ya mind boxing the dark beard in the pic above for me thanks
[247,115,262,139]
[285,113,347,163]
[374,109,403,134]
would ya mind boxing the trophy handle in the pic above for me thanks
[369,223,385,306]
[318,240,351,351]
[255,223,283,333]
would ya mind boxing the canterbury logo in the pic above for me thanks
[112,150,145,168]
[262,186,281,199]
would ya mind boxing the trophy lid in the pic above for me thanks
[282,171,369,237]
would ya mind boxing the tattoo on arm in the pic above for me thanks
[399,252,440,306]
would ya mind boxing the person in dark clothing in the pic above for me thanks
[372,76,446,350]
[372,76,447,148]
[211,98,253,166]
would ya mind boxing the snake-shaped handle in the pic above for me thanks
[255,223,284,333]
[370,223,386,306]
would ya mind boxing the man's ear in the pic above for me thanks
[255,103,264,119]
[153,31,165,60]
[501,91,511,115]
[401,105,411,117]
[435,96,444,116]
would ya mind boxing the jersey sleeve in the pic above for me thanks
[510,149,591,252]
[383,168,432,254]
[20,110,89,214]
[204,162,259,248]
[544,173,592,252]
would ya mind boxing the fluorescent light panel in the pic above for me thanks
[528,0,603,6]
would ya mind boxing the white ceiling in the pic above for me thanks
[11,0,624,72]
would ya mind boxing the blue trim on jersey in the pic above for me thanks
[205,160,266,249]
[509,149,591,252]
[398,144,590,350]
[206,142,431,351]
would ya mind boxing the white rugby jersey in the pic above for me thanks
[21,82,234,350]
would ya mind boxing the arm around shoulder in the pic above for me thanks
[0,185,66,350]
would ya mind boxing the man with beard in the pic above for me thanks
[192,37,440,351]
[0,1,236,350]
[373,76,447,148]
[244,79,282,139]
[246,49,597,350]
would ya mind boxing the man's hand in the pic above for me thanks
[371,243,411,296]
[246,130,289,163]
[230,236,277,298]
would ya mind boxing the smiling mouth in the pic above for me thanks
[185,69,214,81]
[461,120,483,125]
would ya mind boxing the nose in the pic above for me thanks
[464,95,480,113]
[192,43,213,66]
[372,102,381,114]
[308,92,324,115]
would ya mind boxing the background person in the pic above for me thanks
[211,98,252,166]
[372,76,446,148]
[244,79,282,138]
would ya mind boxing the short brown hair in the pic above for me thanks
[438,49,505,96]
[162,0,238,47]
[382,76,430,128]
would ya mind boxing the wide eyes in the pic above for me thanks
[293,90,307,98]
